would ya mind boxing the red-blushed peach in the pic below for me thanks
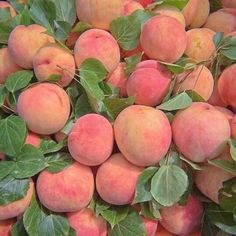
[68,114,113,166]
[140,15,187,63]
[136,0,153,7]
[143,218,158,236]
[25,132,41,148]
[76,0,123,30]
[54,131,67,143]
[96,153,143,205]
[218,64,236,109]
[172,103,231,163]
[185,28,216,63]
[0,152,5,161]
[155,225,174,236]
[114,105,172,167]
[123,0,144,16]
[182,0,198,27]
[106,62,128,97]
[37,162,94,212]
[160,195,203,235]
[214,106,234,124]
[194,147,234,203]
[231,115,236,139]
[8,24,55,69]
[227,31,236,37]
[208,80,227,107]
[127,67,171,106]
[33,44,75,87]
[67,208,107,236]
[0,48,22,84]
[221,0,236,8]
[0,219,15,236]
[174,65,214,101]
[0,1,16,17]
[17,83,70,135]
[74,29,120,73]
[0,179,34,220]
[188,231,201,236]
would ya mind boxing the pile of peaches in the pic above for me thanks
[0,0,236,235]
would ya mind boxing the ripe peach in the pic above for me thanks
[68,114,113,166]
[231,115,236,139]
[143,218,158,236]
[155,225,174,236]
[174,65,214,101]
[208,80,227,107]
[185,28,216,63]
[160,195,203,235]
[172,103,231,163]
[124,0,144,16]
[0,1,16,17]
[37,162,94,212]
[114,105,172,166]
[74,29,120,73]
[140,15,187,63]
[96,153,143,205]
[214,106,234,124]
[8,24,55,69]
[218,64,236,109]
[17,83,70,135]
[182,0,198,26]
[0,48,22,84]
[33,44,75,87]
[67,208,107,236]
[25,132,41,148]
[76,0,123,30]
[221,0,236,8]
[136,0,153,7]
[54,131,67,143]
[0,219,15,236]
[0,179,34,220]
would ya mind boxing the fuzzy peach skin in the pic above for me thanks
[140,15,187,63]
[231,115,236,139]
[123,0,144,16]
[136,0,153,7]
[17,83,70,135]
[74,29,120,73]
[0,219,15,236]
[174,65,214,101]
[106,62,128,97]
[0,179,34,220]
[214,106,234,124]
[68,114,113,166]
[185,28,216,63]
[221,0,236,8]
[0,48,22,84]
[25,132,41,148]
[208,80,227,107]
[143,218,158,236]
[8,24,55,69]
[218,64,236,109]
[114,105,172,167]
[33,44,75,87]
[0,1,16,17]
[195,147,234,203]
[155,225,174,236]
[172,103,231,163]
[127,67,171,106]
[67,208,107,236]
[37,162,94,212]
[96,153,143,205]
[160,195,203,236]
[182,0,198,26]
[76,0,123,30]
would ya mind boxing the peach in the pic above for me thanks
[25,132,41,148]
[0,48,22,84]
[114,105,172,166]
[172,103,231,163]
[37,162,94,212]
[0,1,16,17]
[136,0,153,7]
[194,147,234,203]
[124,0,144,16]
[182,0,198,26]
[185,28,216,63]
[106,62,128,97]
[126,67,171,106]
[143,218,158,236]
[0,179,34,220]
[231,115,236,139]
[68,114,113,166]
[33,44,75,87]
[17,83,70,135]
[174,65,214,101]
[8,24,55,69]
[155,225,174,236]
[76,0,123,30]
[214,106,234,124]
[160,195,203,235]
[208,80,227,107]
[96,153,143,205]
[0,219,15,236]
[54,131,67,143]
[221,0,236,8]
[74,29,120,73]
[218,64,236,109]
[67,208,107,236]
[140,15,187,63]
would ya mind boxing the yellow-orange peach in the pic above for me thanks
[17,83,70,135]
[123,0,144,16]
[182,0,198,26]
[0,219,15,236]
[0,1,16,17]
[37,162,94,212]
[208,80,227,107]
[114,105,172,166]
[8,24,55,69]
[33,44,75,87]
[25,132,41,148]
[96,153,143,205]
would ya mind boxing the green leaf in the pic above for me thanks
[229,139,236,162]
[19,6,33,26]
[0,85,9,107]
[124,52,143,76]
[179,155,203,170]
[133,167,158,204]
[68,228,76,236]
[99,81,119,97]
[46,152,73,173]
[46,74,62,82]
[214,32,224,47]
[208,159,236,176]
[109,209,146,236]
[5,70,33,93]
[156,92,192,111]
[74,94,93,118]
[210,0,223,13]
[221,47,236,61]
[0,9,12,22]
[0,19,13,44]
[202,212,220,236]
[162,62,185,74]
[151,165,188,206]
[54,20,71,41]
[11,218,28,236]
[0,116,27,156]
[140,201,161,220]
[157,0,189,10]
[38,214,70,236]
[89,193,110,216]
[186,90,205,102]
[40,139,67,155]
[72,21,92,34]
[0,161,15,180]
[12,145,47,179]
[0,176,29,205]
